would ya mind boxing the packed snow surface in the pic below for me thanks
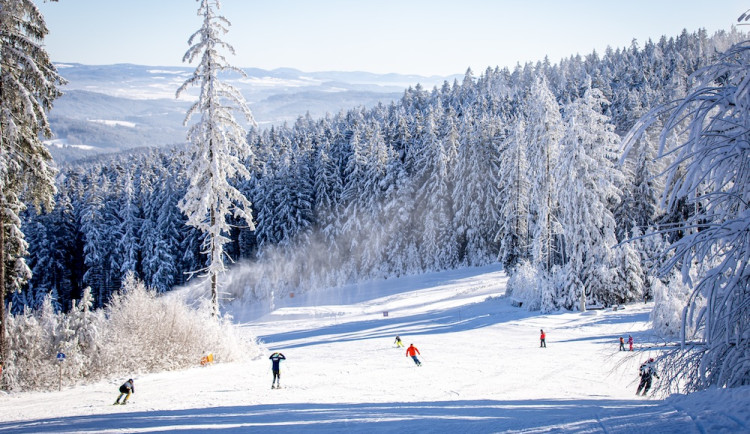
[0,264,747,433]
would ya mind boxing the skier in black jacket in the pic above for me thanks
[269,352,286,389]
[636,358,659,396]
[114,379,135,405]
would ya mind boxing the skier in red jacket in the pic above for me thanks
[406,344,422,366]
[540,329,546,348]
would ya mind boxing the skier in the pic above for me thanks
[636,358,659,396]
[269,352,286,389]
[406,343,422,366]
[619,336,625,351]
[628,335,634,351]
[394,335,404,348]
[540,329,546,348]
[113,379,135,405]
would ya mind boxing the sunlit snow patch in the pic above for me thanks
[88,119,137,128]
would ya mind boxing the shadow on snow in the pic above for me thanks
[0,398,686,433]
[256,297,657,352]
[255,297,529,350]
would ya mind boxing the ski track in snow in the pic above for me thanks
[0,264,748,433]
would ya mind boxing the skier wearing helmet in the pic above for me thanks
[114,378,135,405]
[636,358,659,396]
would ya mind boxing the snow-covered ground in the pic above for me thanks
[0,264,747,433]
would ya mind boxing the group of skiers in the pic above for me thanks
[409,331,657,397]
[619,335,660,395]
[112,330,659,401]
[262,338,422,391]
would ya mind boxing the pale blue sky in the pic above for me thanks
[37,0,746,76]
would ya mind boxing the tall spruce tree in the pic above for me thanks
[0,0,63,361]
[525,75,563,275]
[177,0,256,316]
[556,88,623,309]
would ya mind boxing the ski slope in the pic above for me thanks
[0,264,748,433]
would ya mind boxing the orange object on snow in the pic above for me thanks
[406,345,420,357]
[200,353,214,366]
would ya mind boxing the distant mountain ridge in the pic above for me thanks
[48,63,459,162]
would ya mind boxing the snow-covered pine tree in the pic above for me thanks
[26,183,78,311]
[176,0,256,316]
[611,231,644,305]
[525,75,563,276]
[80,173,122,308]
[615,126,662,241]
[496,117,529,270]
[0,0,64,361]
[23,220,53,309]
[453,109,503,266]
[380,154,419,277]
[117,170,141,279]
[312,131,344,246]
[140,160,182,293]
[556,88,623,309]
[413,109,454,270]
[356,126,392,276]
[339,123,368,274]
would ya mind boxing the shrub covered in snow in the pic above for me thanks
[649,274,702,339]
[1,274,261,391]
[507,261,541,311]
[100,273,257,375]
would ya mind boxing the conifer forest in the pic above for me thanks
[15,28,744,317]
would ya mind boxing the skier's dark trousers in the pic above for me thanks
[270,352,286,389]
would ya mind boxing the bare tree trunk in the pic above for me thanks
[211,272,218,317]
[209,206,218,317]
[0,59,6,366]
[0,213,6,364]
[580,286,586,312]
[546,146,552,274]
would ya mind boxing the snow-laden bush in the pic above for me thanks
[651,271,705,339]
[54,288,105,384]
[507,261,542,311]
[3,305,59,391]
[651,275,685,338]
[100,273,258,375]
[1,274,261,391]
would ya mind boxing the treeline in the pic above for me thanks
[15,28,745,312]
